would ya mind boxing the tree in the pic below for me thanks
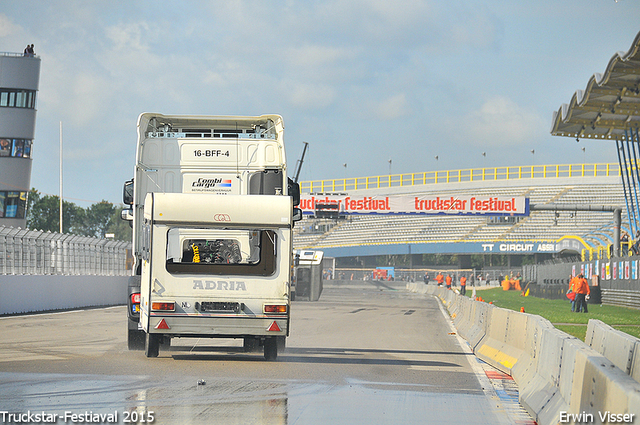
[26,189,83,233]
[81,201,117,238]
[105,208,132,242]
[26,188,131,241]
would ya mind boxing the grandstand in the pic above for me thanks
[293,163,627,260]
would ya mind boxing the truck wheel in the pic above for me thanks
[243,337,259,352]
[145,333,160,358]
[128,329,145,350]
[264,337,278,361]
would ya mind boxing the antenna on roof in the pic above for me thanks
[293,141,309,183]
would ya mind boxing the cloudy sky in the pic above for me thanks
[1,1,639,206]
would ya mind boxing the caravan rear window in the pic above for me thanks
[165,227,277,276]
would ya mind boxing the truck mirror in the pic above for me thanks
[288,178,300,206]
[123,179,134,205]
[293,208,302,223]
[121,208,134,227]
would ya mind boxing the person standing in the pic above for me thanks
[460,275,467,296]
[436,272,444,287]
[567,274,577,312]
[574,273,590,313]
[445,274,452,290]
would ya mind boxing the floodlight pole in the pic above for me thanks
[59,121,63,234]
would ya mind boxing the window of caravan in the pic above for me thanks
[166,228,277,276]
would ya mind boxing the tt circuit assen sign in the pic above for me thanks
[300,194,529,216]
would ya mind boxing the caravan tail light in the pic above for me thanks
[151,302,175,312]
[131,293,141,304]
[264,304,288,314]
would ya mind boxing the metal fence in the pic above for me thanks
[300,162,621,193]
[0,226,130,276]
[332,267,517,285]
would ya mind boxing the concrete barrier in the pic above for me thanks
[517,323,573,425]
[475,307,524,375]
[563,339,640,423]
[466,301,490,350]
[0,275,128,315]
[586,319,640,383]
[407,282,640,425]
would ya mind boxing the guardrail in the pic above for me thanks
[407,283,640,425]
[0,226,130,276]
[300,163,621,193]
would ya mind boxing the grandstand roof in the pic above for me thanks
[551,30,640,141]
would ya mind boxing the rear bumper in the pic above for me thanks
[145,314,289,337]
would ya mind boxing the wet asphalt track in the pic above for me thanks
[0,280,533,424]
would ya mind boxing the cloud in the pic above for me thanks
[286,82,336,110]
[284,44,355,80]
[0,14,22,37]
[463,96,547,146]
[444,4,504,51]
[373,93,411,120]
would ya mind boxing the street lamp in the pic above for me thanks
[530,149,535,177]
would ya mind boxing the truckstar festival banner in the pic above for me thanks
[300,195,529,216]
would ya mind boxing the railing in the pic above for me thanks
[300,163,621,193]
[582,241,637,261]
[0,226,130,276]
[0,51,39,58]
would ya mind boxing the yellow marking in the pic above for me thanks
[477,344,518,369]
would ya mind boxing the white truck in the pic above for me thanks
[121,113,300,360]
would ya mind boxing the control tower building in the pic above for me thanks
[0,51,41,229]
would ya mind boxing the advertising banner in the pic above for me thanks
[301,194,529,216]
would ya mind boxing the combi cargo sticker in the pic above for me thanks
[192,280,247,291]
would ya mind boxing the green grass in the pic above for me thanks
[468,287,640,341]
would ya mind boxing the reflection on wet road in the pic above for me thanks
[0,372,510,424]
[0,281,533,424]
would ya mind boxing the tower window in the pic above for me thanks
[0,191,28,219]
[0,139,32,158]
[0,89,37,109]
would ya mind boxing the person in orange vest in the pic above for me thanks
[436,272,444,287]
[567,274,578,312]
[574,273,590,313]
[459,274,467,296]
[501,275,511,291]
[445,274,452,290]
